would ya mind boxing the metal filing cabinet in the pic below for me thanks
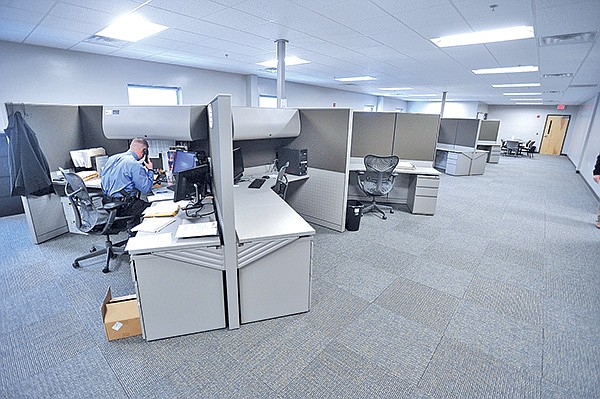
[407,175,439,215]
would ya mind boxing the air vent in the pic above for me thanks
[83,35,130,48]
[569,84,598,88]
[539,31,597,46]
[542,73,573,78]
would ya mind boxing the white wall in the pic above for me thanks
[0,41,249,127]
[256,77,383,110]
[565,94,599,170]
[486,105,579,152]
[407,101,479,118]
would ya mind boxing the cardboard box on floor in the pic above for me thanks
[101,287,142,341]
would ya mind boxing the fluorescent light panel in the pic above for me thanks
[380,87,413,91]
[515,102,544,105]
[431,25,534,47]
[492,83,541,88]
[473,65,538,75]
[503,92,542,96]
[257,56,310,68]
[335,76,376,82]
[510,98,543,101]
[96,14,168,42]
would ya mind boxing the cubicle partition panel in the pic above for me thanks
[393,113,441,163]
[455,119,481,148]
[478,120,500,142]
[438,118,459,146]
[207,94,240,329]
[79,106,128,155]
[350,112,395,157]
[437,118,488,175]
[5,103,85,243]
[233,137,293,169]
[287,108,353,231]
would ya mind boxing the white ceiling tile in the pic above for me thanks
[0,17,37,34]
[155,29,211,45]
[50,3,113,26]
[395,4,464,28]
[485,38,538,66]
[0,28,29,42]
[24,33,78,49]
[70,41,119,54]
[40,15,103,34]
[535,0,600,37]
[350,15,412,37]
[0,0,56,14]
[412,21,472,39]
[58,0,141,16]
[233,0,307,21]
[274,10,341,33]
[313,0,389,24]
[0,5,46,24]
[442,45,498,69]
[452,0,533,24]
[538,43,592,75]
[147,0,227,19]
[30,25,89,42]
[369,0,452,15]
[201,8,268,29]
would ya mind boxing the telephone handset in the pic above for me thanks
[142,148,149,163]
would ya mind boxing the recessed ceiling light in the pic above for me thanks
[541,73,573,78]
[473,66,538,74]
[95,14,168,42]
[431,25,534,47]
[335,76,376,82]
[503,92,542,96]
[257,56,310,68]
[380,87,413,91]
[492,83,541,88]
[515,102,544,105]
[510,98,543,101]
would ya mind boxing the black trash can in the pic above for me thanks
[346,200,363,231]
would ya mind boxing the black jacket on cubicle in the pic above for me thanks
[4,111,54,196]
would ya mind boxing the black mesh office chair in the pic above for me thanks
[272,161,289,200]
[60,168,133,273]
[357,155,399,219]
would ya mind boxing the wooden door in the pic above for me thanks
[540,115,570,155]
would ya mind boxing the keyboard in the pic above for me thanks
[248,178,266,189]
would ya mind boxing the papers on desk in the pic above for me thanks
[396,161,416,170]
[148,187,174,202]
[132,217,176,233]
[76,170,99,181]
[143,201,179,217]
[175,220,218,239]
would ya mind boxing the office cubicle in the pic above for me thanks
[478,120,501,142]
[438,118,481,149]
[436,118,488,175]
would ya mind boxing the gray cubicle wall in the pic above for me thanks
[233,137,293,169]
[285,108,353,231]
[478,120,501,142]
[393,113,441,161]
[439,118,481,148]
[350,112,395,157]
[79,106,128,155]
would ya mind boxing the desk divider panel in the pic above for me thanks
[393,113,440,162]
[478,120,500,141]
[207,94,239,329]
[455,119,481,148]
[438,118,459,146]
[350,112,395,157]
[286,108,353,231]
[79,106,129,155]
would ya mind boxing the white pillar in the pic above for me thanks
[276,39,288,108]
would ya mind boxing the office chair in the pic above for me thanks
[60,168,133,273]
[357,155,399,220]
[505,140,521,156]
[272,162,289,200]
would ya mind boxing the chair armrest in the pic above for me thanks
[103,201,126,211]
[356,170,365,175]
[391,172,399,177]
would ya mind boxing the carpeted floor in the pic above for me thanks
[1,154,599,398]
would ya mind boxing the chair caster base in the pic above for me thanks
[90,247,97,253]
[390,209,394,214]
[102,267,110,273]
[72,261,80,269]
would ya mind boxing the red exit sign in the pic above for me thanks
[557,104,565,110]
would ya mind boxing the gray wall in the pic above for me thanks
[478,120,500,142]
[350,112,395,157]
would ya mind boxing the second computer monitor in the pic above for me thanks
[173,150,197,173]
[174,164,209,203]
[233,147,244,183]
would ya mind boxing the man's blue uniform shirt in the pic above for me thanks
[101,149,153,198]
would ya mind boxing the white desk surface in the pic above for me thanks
[126,203,221,254]
[234,180,315,244]
[348,158,440,176]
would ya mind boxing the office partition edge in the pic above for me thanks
[207,94,240,329]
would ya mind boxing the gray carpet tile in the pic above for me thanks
[335,304,441,384]
[540,380,590,399]
[464,275,543,327]
[545,273,600,310]
[321,258,398,302]
[419,336,541,399]
[0,310,95,388]
[1,346,128,399]
[404,258,474,298]
[418,242,482,273]
[543,295,600,334]
[483,241,546,271]
[445,301,543,375]
[475,256,545,293]
[279,340,417,399]
[374,277,461,332]
[0,260,59,299]
[543,329,600,398]
[216,374,280,399]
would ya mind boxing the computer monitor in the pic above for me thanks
[173,164,209,205]
[233,147,244,183]
[173,150,197,173]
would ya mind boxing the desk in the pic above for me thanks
[347,158,441,215]
[234,178,315,324]
[435,145,488,176]
[476,140,501,164]
[126,203,227,341]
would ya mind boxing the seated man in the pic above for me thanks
[101,138,154,230]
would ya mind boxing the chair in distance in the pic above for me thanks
[272,161,289,200]
[357,155,399,220]
[60,168,134,273]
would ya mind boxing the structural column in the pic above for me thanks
[276,39,288,108]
